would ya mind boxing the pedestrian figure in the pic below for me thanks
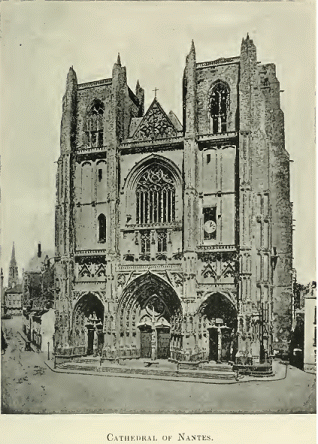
[1,329,8,354]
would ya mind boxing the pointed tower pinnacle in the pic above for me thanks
[190,39,196,55]
[135,79,145,116]
[66,66,77,86]
[117,53,121,66]
[186,40,196,65]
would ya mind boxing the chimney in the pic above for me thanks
[38,243,42,258]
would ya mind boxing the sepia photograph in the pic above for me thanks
[0,0,316,434]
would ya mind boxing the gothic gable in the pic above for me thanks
[132,99,179,141]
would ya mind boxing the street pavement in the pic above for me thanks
[1,316,316,414]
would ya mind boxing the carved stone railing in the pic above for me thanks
[76,145,107,154]
[78,78,112,90]
[197,245,237,252]
[196,132,238,143]
[122,221,182,231]
[75,249,106,256]
[120,135,184,150]
[196,56,240,69]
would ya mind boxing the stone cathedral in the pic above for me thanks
[54,36,293,364]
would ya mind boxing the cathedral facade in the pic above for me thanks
[54,36,293,364]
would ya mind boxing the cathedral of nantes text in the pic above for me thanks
[54,35,293,365]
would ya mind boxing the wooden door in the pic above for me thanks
[221,329,231,361]
[157,328,170,359]
[87,329,94,355]
[209,328,218,361]
[140,328,152,358]
[97,332,104,355]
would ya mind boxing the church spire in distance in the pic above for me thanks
[10,242,17,266]
[8,242,19,288]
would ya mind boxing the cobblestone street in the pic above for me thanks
[1,317,316,414]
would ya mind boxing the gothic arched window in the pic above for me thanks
[210,82,229,134]
[136,164,175,225]
[84,99,105,148]
[98,214,106,243]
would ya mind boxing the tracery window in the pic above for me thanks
[210,82,229,134]
[136,164,175,224]
[157,230,167,253]
[140,230,151,253]
[84,99,105,148]
[98,214,106,243]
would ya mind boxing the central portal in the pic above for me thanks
[117,272,183,360]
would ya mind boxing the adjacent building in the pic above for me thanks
[304,282,316,373]
[54,36,293,363]
[22,243,54,310]
[21,243,55,350]
[3,243,23,316]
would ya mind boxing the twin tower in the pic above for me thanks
[54,36,293,364]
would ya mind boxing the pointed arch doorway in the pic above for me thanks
[72,293,104,356]
[199,292,237,362]
[117,273,183,360]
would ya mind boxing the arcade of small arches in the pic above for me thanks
[70,274,238,362]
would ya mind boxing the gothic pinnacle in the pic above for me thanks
[117,53,121,66]
[66,65,77,85]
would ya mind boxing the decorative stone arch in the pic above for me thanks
[116,271,183,359]
[195,289,237,314]
[208,79,231,104]
[122,153,182,192]
[220,144,236,151]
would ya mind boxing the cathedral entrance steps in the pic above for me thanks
[200,362,234,373]
[56,358,237,380]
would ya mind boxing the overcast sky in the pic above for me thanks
[0,2,315,285]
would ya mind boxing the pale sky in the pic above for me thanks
[0,2,315,285]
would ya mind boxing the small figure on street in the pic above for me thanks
[1,329,8,354]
